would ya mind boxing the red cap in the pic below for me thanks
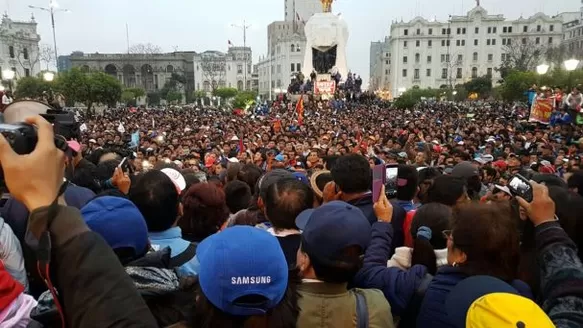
[492,160,507,170]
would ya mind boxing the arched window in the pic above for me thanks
[471,67,478,78]
[291,44,296,52]
[166,65,174,73]
[237,80,244,90]
[23,48,29,60]
[8,46,14,58]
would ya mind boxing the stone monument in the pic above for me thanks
[302,0,349,82]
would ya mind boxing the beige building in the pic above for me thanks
[192,47,253,92]
[0,13,41,82]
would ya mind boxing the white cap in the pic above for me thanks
[431,140,440,145]
[482,154,494,162]
[494,184,512,196]
[161,168,186,192]
[227,157,240,163]
[230,136,240,142]
[485,136,496,143]
[473,157,487,165]
[89,139,97,144]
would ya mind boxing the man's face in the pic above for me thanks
[415,152,425,163]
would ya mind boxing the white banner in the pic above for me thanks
[314,81,336,95]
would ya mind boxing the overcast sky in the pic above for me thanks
[6,0,577,84]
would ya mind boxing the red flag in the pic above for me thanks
[296,97,304,126]
[238,137,245,154]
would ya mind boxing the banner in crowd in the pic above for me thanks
[314,81,336,95]
[529,98,555,125]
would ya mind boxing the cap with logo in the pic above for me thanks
[197,226,288,316]
[295,201,371,262]
[161,168,186,193]
[446,276,554,328]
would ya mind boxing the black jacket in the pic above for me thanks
[29,205,158,328]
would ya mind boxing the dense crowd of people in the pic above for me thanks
[0,91,581,328]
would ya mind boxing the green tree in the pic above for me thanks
[393,88,441,108]
[499,70,537,102]
[85,71,123,110]
[193,90,206,99]
[125,87,145,98]
[121,90,137,106]
[147,92,161,106]
[160,73,186,104]
[166,90,183,104]
[464,76,493,98]
[232,90,257,108]
[14,76,52,99]
[55,68,89,107]
[213,87,238,99]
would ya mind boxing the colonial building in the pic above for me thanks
[257,21,307,98]
[192,46,252,92]
[377,5,565,97]
[68,51,195,93]
[0,13,41,82]
[560,4,583,60]
[369,37,391,92]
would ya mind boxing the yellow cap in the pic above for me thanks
[466,293,555,328]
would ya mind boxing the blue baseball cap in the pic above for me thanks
[197,226,288,316]
[292,172,309,185]
[81,196,149,256]
[295,201,371,262]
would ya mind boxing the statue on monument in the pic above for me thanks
[320,0,334,13]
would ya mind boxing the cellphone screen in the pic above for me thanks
[385,167,398,197]
[508,176,532,201]
[372,164,385,202]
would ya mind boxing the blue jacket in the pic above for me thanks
[353,221,427,316]
[149,227,199,277]
[347,194,407,256]
[416,266,533,328]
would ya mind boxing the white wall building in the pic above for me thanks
[0,13,41,83]
[369,37,391,91]
[383,6,565,97]
[257,21,307,98]
[193,46,252,92]
[284,0,322,22]
[560,4,583,60]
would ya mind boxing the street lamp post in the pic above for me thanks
[2,69,15,91]
[564,59,580,90]
[232,20,251,91]
[29,1,70,69]
[536,64,550,75]
[43,71,55,82]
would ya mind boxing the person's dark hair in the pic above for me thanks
[181,172,201,196]
[410,203,451,275]
[71,166,101,193]
[237,164,263,195]
[426,175,467,206]
[95,159,121,181]
[153,161,181,171]
[224,181,252,214]
[331,154,371,194]
[548,186,583,260]
[226,209,260,228]
[180,183,230,242]
[191,269,300,328]
[226,162,242,183]
[130,171,179,232]
[300,240,363,283]
[265,179,313,230]
[322,155,339,170]
[417,167,441,185]
[532,173,567,189]
[397,165,419,201]
[451,203,520,282]
[567,170,583,197]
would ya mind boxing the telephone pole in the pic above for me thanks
[232,20,252,90]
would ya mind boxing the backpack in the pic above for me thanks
[398,273,433,328]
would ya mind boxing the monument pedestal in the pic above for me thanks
[302,12,349,82]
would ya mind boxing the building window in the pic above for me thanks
[402,69,407,77]
[503,26,507,33]
[25,68,30,77]
[404,29,408,36]
[502,38,506,45]
[536,25,541,32]
[535,37,540,44]
[456,40,461,46]
[441,54,446,62]
[457,28,461,34]
[550,25,554,32]
[427,55,432,63]
[548,37,553,44]
[414,69,420,79]
[474,39,478,46]
[487,27,491,34]
[426,69,431,77]
[475,27,479,34]
[415,53,420,63]
[446,54,450,62]
[471,67,478,78]
[456,68,462,79]
[385,69,389,75]
[447,40,451,46]
[8,46,14,58]
[416,40,420,47]
[462,28,466,34]
[487,39,491,45]
[522,38,527,45]
[416,28,421,35]
[237,64,243,74]
[487,67,493,76]
[428,40,432,47]
[488,54,493,61]
[291,63,295,72]
[428,28,433,35]
[442,40,446,47]
[508,26,512,33]
[501,53,506,61]
[277,64,281,73]
[385,60,389,65]
[442,28,447,35]
[23,48,29,60]
[461,40,465,46]
[291,44,296,52]
[457,54,463,62]
[523,26,528,32]
[441,68,448,79]
[403,56,408,63]
[492,39,496,45]
[404,41,408,48]
[493,27,497,33]
[473,52,478,61]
